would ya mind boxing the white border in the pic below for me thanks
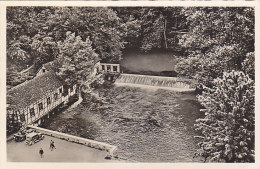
[0,1,259,169]
[0,1,258,6]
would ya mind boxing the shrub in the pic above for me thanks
[195,70,255,162]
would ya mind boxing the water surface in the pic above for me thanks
[43,85,203,162]
[120,51,176,73]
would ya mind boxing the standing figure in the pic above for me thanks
[50,140,56,151]
[50,140,53,150]
[39,148,44,158]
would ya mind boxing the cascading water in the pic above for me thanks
[115,74,196,91]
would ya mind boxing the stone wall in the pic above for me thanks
[27,125,117,156]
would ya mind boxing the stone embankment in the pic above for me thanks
[28,125,117,156]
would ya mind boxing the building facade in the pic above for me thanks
[7,63,77,135]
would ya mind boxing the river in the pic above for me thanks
[42,51,203,162]
[119,50,177,76]
[42,84,203,162]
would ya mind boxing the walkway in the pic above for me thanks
[7,135,110,162]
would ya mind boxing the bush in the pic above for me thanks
[195,70,255,162]
[242,52,254,80]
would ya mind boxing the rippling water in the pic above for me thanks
[43,85,203,162]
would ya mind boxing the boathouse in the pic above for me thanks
[7,61,77,134]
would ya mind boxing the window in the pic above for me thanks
[47,97,51,105]
[59,88,62,94]
[54,93,58,100]
[30,108,35,117]
[42,68,46,73]
[13,114,17,121]
[38,102,43,112]
[113,66,118,72]
[107,65,111,71]
[20,114,25,122]
[62,86,69,96]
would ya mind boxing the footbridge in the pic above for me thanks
[97,62,120,73]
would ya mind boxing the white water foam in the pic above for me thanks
[115,74,195,92]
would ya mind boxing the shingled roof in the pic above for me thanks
[7,70,63,109]
[36,60,61,75]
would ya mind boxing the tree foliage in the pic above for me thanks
[56,31,99,88]
[114,7,187,52]
[45,7,125,63]
[242,52,254,80]
[195,71,254,162]
[175,7,255,162]
[7,7,126,67]
[175,7,254,88]
[7,7,128,86]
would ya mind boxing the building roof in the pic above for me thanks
[36,60,60,75]
[7,70,63,109]
[43,60,60,71]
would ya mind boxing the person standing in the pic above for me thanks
[39,148,44,158]
[50,140,56,151]
[50,140,53,150]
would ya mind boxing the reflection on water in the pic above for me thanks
[120,51,176,73]
[43,85,203,162]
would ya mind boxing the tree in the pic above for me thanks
[114,7,187,52]
[174,7,255,163]
[138,7,186,52]
[7,7,39,42]
[112,7,143,49]
[175,7,254,88]
[242,52,254,80]
[31,33,58,70]
[7,68,22,86]
[195,70,255,162]
[7,40,29,62]
[175,45,249,88]
[139,8,165,51]
[56,31,99,91]
[7,7,55,73]
[45,7,126,63]
[7,6,126,73]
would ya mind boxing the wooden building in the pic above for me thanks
[7,62,77,135]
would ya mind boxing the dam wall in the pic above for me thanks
[115,73,196,92]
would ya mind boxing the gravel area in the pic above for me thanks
[7,135,108,162]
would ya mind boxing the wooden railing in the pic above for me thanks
[98,63,120,73]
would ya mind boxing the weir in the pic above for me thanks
[115,73,196,92]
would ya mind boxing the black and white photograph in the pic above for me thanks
[0,1,259,168]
